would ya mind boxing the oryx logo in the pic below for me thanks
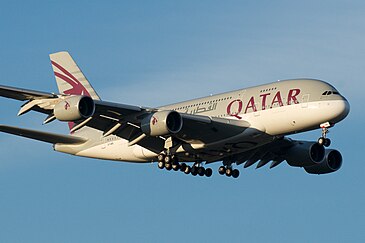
[64,101,71,110]
[51,61,91,97]
[152,116,158,126]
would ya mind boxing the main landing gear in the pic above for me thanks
[157,154,213,178]
[218,165,240,178]
[317,122,332,147]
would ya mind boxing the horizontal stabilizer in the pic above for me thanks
[0,125,87,144]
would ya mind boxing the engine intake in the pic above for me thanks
[304,149,342,174]
[54,96,95,121]
[285,141,325,167]
[141,111,183,136]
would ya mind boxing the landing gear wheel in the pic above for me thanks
[323,138,331,147]
[232,169,240,178]
[180,163,187,172]
[198,167,205,176]
[172,163,180,171]
[158,161,165,169]
[218,166,226,175]
[184,165,191,174]
[164,155,171,164]
[165,163,172,170]
[205,168,213,177]
[318,137,325,146]
[318,137,331,147]
[191,166,198,176]
[157,154,165,162]
[225,168,232,177]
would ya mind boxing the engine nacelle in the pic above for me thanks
[285,141,325,167]
[304,149,342,174]
[141,110,183,136]
[54,96,95,121]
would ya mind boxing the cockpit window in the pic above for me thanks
[322,90,340,96]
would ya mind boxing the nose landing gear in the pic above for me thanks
[318,122,333,147]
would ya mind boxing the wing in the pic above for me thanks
[219,137,324,171]
[222,137,293,168]
[0,84,256,159]
[0,85,58,116]
[0,84,56,101]
[0,125,86,144]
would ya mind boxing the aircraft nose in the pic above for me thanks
[342,97,350,117]
[336,96,350,122]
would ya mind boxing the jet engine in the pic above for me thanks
[141,110,183,136]
[54,96,95,121]
[285,141,325,167]
[304,149,342,174]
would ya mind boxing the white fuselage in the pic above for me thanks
[55,79,349,162]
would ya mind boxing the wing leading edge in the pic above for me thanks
[0,85,56,101]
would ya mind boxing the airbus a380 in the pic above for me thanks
[0,52,350,178]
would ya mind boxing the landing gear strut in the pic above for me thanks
[318,122,332,147]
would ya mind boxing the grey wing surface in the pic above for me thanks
[0,85,56,101]
[86,103,253,157]
[0,125,86,144]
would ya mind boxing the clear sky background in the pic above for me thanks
[0,1,364,242]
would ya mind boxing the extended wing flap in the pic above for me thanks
[0,125,87,144]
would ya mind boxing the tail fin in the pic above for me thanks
[50,51,101,100]
[50,51,102,133]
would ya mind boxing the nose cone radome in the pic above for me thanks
[334,97,350,123]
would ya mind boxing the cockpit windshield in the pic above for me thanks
[322,90,340,96]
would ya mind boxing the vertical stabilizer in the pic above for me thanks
[50,51,101,100]
[50,51,101,132]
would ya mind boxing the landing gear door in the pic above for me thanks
[301,94,310,108]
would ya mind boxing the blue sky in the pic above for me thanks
[0,1,364,242]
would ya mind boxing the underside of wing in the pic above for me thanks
[177,113,250,144]
[81,107,255,160]
[0,125,87,144]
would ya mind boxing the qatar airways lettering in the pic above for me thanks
[227,88,301,119]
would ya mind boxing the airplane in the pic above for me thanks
[0,51,350,178]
